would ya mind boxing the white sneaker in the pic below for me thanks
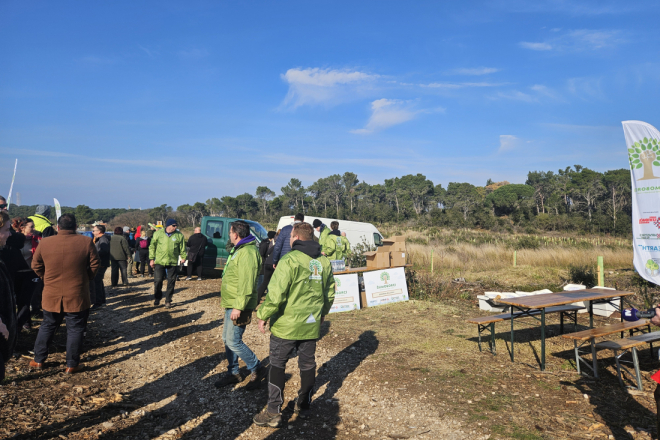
[185,277,192,281]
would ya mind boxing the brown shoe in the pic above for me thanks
[65,366,83,374]
[29,360,44,369]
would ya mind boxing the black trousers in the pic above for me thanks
[139,251,152,276]
[15,271,37,328]
[90,266,107,305]
[33,308,89,367]
[110,260,128,286]
[31,279,43,315]
[268,336,317,414]
[154,264,177,303]
[186,259,203,278]
[257,264,275,300]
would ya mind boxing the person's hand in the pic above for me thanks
[150,261,155,268]
[230,309,241,321]
[258,319,267,334]
[651,307,660,326]
[0,318,8,340]
[273,264,276,269]
[321,252,326,256]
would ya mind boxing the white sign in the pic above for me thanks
[623,121,660,285]
[329,273,360,313]
[363,267,409,307]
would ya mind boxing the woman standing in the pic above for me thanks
[110,226,131,287]
[13,218,39,330]
[135,230,152,277]
[0,211,17,382]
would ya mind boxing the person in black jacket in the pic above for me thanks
[185,227,207,280]
[90,225,110,308]
[0,210,17,382]
[271,213,304,268]
[135,230,152,277]
[257,231,277,300]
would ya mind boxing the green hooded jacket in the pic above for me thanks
[340,236,350,256]
[257,243,335,340]
[330,234,344,260]
[319,226,336,259]
[220,240,261,311]
[149,228,187,266]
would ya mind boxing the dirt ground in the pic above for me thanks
[1,270,658,440]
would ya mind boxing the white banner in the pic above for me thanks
[53,198,62,221]
[363,267,409,307]
[623,120,660,285]
[329,273,360,313]
[6,159,17,207]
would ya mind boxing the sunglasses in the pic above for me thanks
[0,204,6,209]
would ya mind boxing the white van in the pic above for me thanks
[275,216,384,249]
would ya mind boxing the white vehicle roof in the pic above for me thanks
[275,215,383,249]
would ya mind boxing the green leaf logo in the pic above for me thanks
[628,138,660,180]
[380,271,390,284]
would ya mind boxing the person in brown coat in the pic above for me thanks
[28,213,100,374]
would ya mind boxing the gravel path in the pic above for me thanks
[1,275,487,439]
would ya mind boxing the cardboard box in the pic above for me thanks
[381,236,406,253]
[364,251,390,269]
[390,251,407,267]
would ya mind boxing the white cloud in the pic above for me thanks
[498,135,520,153]
[490,90,538,102]
[448,67,500,75]
[422,82,506,89]
[178,48,209,59]
[281,67,378,108]
[519,42,553,51]
[350,99,417,135]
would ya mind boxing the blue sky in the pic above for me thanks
[1,0,659,209]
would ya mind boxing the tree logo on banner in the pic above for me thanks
[628,137,660,180]
[334,277,340,291]
[380,271,390,284]
[309,260,322,280]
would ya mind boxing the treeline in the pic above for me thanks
[6,165,633,236]
[6,205,136,225]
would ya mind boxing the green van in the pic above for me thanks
[200,216,268,270]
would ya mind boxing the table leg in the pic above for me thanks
[632,347,643,391]
[541,308,546,371]
[621,296,624,338]
[591,339,598,378]
[491,322,496,355]
[589,300,594,328]
[510,310,515,362]
[574,340,581,375]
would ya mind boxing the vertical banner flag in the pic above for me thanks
[6,159,17,207]
[54,198,62,221]
[622,120,660,284]
[329,273,360,313]
[363,267,409,307]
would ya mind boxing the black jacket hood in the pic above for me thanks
[292,240,322,259]
[329,230,341,237]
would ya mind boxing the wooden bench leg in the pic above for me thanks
[632,347,643,391]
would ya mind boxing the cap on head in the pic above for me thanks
[35,205,51,216]
[312,219,322,229]
[165,218,177,228]
[267,231,276,239]
[123,226,130,233]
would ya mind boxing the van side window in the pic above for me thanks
[374,233,383,246]
[206,220,223,239]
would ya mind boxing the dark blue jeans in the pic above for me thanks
[222,308,259,375]
[33,308,89,367]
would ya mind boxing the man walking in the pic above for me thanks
[271,213,303,269]
[312,219,336,259]
[90,225,110,308]
[215,220,265,389]
[29,213,100,374]
[253,222,335,427]
[185,226,207,280]
[149,219,186,308]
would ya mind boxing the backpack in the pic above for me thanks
[139,239,149,249]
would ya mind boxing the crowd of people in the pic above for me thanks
[0,202,350,428]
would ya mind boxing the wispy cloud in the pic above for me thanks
[502,0,645,16]
[421,82,506,89]
[79,56,119,65]
[138,45,158,58]
[498,135,520,153]
[280,67,379,108]
[490,90,538,103]
[490,84,563,103]
[177,48,209,59]
[351,99,424,135]
[447,67,500,75]
[519,29,624,52]
[567,76,605,100]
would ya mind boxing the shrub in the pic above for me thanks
[569,265,596,288]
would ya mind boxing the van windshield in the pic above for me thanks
[245,220,268,242]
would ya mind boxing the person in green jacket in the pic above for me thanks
[253,222,335,428]
[312,219,336,259]
[328,221,345,260]
[215,220,265,390]
[149,219,187,308]
[28,205,54,234]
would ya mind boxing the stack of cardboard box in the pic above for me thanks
[363,236,407,269]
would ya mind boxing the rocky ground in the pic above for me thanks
[0,273,483,440]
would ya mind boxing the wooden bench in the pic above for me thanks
[467,305,584,354]
[561,320,651,378]
[594,330,660,391]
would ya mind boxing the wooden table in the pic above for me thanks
[332,264,412,275]
[496,288,634,370]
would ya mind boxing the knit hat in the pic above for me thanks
[123,226,130,233]
[165,218,177,228]
[35,205,51,217]
[312,219,322,228]
[268,231,276,239]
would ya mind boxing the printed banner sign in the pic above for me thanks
[623,120,660,285]
[363,267,409,307]
[54,198,62,221]
[329,273,360,313]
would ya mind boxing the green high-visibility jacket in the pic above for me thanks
[149,229,187,266]
[28,214,53,233]
[341,236,350,256]
[331,234,344,260]
[220,241,261,311]
[319,227,336,259]
[257,250,335,340]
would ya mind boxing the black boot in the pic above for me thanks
[296,368,316,414]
